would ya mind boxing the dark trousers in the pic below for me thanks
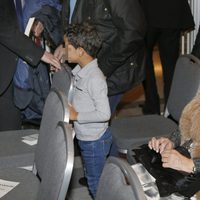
[192,25,200,59]
[108,94,123,156]
[0,81,21,131]
[143,27,181,113]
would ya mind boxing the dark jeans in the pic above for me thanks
[78,128,112,199]
[108,94,123,116]
[192,25,200,59]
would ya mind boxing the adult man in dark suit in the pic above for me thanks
[0,0,61,131]
[141,0,194,114]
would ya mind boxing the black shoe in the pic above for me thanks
[79,177,88,186]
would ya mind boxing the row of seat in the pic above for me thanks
[96,54,200,200]
[111,54,200,153]
[0,64,75,199]
[0,120,74,200]
[1,53,200,199]
[69,54,200,199]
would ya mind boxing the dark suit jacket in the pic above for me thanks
[0,0,44,95]
[141,0,194,30]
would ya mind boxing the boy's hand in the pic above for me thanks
[69,105,78,121]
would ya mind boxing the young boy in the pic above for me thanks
[64,23,112,199]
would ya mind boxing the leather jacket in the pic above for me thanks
[62,0,146,95]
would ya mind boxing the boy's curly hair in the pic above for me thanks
[65,22,102,58]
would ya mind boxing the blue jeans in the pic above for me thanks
[78,128,112,199]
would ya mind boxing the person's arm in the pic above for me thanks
[0,1,44,67]
[169,129,182,147]
[0,25,61,69]
[0,27,61,70]
[193,158,200,173]
[0,27,43,65]
[0,2,60,69]
[99,0,146,77]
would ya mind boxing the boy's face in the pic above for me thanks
[64,35,79,63]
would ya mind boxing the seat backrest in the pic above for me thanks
[96,157,146,200]
[166,54,200,121]
[37,121,74,200]
[34,88,69,175]
[51,63,73,105]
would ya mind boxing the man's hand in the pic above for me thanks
[54,44,66,62]
[41,51,61,71]
[32,21,44,37]
[148,137,174,153]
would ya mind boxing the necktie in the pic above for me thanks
[69,0,77,24]
[15,0,24,31]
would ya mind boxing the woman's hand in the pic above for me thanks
[161,149,194,173]
[148,137,174,153]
